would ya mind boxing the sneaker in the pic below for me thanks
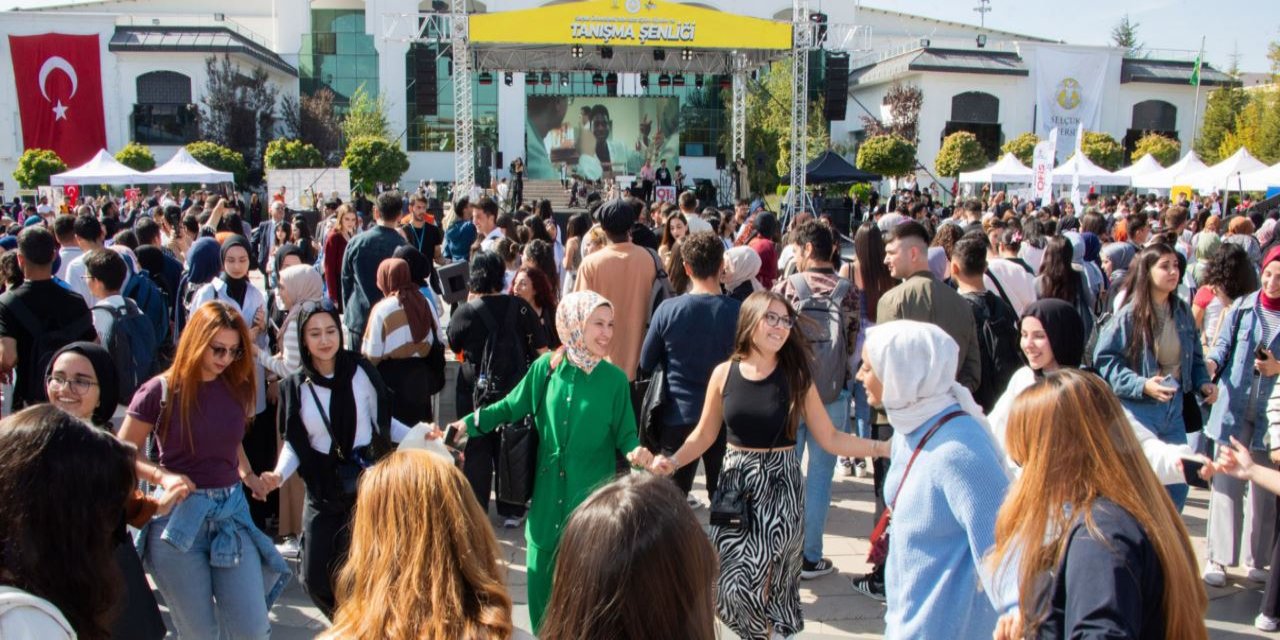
[801,557,835,580]
[850,573,886,602]
[275,537,300,560]
[1249,567,1270,584]
[1256,613,1280,632]
[854,459,868,478]
[839,458,856,477]
[502,516,525,529]
[686,494,707,510]
[1203,562,1227,587]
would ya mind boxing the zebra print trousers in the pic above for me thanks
[712,448,805,640]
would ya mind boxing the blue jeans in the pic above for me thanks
[794,389,851,564]
[144,491,272,639]
[1124,391,1189,511]
[852,381,870,439]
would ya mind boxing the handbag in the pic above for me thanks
[308,382,375,498]
[636,361,668,450]
[709,393,790,530]
[867,410,965,567]
[495,363,554,507]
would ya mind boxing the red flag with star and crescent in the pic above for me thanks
[8,34,107,167]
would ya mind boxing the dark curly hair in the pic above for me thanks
[1202,243,1260,301]
[0,405,135,639]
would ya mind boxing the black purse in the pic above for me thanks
[307,383,376,498]
[495,365,554,507]
[709,403,788,531]
[636,362,668,450]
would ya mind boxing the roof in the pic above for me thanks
[1120,58,1234,87]
[855,6,1054,43]
[850,47,1027,85]
[109,26,296,76]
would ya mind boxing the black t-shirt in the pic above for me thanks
[630,223,659,251]
[655,167,672,186]
[0,279,97,406]
[447,295,548,389]
[401,222,444,278]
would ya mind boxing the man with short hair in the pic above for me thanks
[574,199,657,381]
[1127,211,1151,248]
[679,191,713,234]
[51,215,80,282]
[0,227,97,409]
[474,197,503,253]
[64,215,106,305]
[82,249,144,340]
[340,191,408,346]
[950,235,1020,412]
[773,220,859,580]
[639,231,739,503]
[254,200,287,273]
[401,194,445,280]
[655,158,673,187]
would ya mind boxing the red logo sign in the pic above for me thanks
[63,184,79,206]
[8,34,107,167]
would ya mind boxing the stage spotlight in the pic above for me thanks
[572,45,584,58]
[503,71,513,86]
[526,72,536,84]
[658,73,671,87]
[592,72,605,86]
[654,49,666,61]
[478,72,493,85]
[640,74,649,88]
[672,74,685,87]
[681,48,693,61]
[560,73,570,87]
[695,74,704,88]
[600,46,613,59]
[540,71,552,85]
[976,34,988,48]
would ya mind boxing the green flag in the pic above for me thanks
[1190,52,1202,86]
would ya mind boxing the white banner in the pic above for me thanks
[1032,128,1057,204]
[1034,47,1112,162]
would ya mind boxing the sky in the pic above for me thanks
[2,0,1277,73]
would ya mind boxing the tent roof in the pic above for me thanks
[50,150,146,186]
[793,150,881,184]
[957,153,1033,184]
[1130,151,1210,190]
[1114,154,1165,178]
[1181,147,1269,192]
[139,148,234,184]
[1240,162,1280,192]
[1051,152,1130,186]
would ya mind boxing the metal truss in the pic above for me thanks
[787,0,811,216]
[731,54,747,168]
[451,0,474,194]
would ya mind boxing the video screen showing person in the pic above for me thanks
[525,96,679,181]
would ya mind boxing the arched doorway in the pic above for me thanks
[942,91,1002,160]
[1124,100,1178,160]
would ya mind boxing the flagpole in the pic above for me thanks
[1190,36,1206,144]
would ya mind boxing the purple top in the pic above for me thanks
[127,376,248,489]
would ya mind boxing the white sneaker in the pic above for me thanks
[1256,613,1280,632]
[502,516,525,529]
[1249,567,1270,584]
[1203,562,1227,587]
[686,494,707,510]
[275,537,300,560]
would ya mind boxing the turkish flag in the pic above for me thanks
[8,34,107,168]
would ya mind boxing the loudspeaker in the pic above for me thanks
[824,52,849,121]
[415,46,438,117]
[716,153,726,170]
[495,151,504,169]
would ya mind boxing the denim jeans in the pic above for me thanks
[852,381,870,439]
[143,490,273,639]
[794,389,851,564]
[1125,391,1189,511]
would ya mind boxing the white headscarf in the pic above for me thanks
[863,320,990,435]
[722,246,762,293]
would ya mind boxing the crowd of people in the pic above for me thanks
[0,180,1275,639]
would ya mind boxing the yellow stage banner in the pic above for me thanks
[469,0,791,50]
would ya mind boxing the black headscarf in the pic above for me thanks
[1021,299,1086,369]
[134,245,173,298]
[47,342,118,427]
[393,245,432,288]
[296,305,361,456]
[219,234,252,308]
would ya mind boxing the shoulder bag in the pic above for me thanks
[495,361,554,507]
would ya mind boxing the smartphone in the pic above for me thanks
[443,425,462,448]
[1181,456,1210,489]
[1257,347,1271,361]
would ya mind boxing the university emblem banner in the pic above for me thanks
[1033,47,1111,162]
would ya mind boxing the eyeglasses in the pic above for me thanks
[46,373,97,396]
[762,311,795,329]
[210,345,245,361]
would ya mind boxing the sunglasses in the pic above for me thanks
[210,345,245,361]
[762,311,795,329]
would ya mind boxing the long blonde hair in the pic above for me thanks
[990,370,1206,638]
[323,450,513,639]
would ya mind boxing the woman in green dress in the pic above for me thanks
[445,290,653,631]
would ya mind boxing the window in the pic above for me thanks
[132,71,197,144]
[950,91,999,124]
[301,10,379,106]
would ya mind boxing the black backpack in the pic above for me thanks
[0,293,93,408]
[472,298,534,408]
[642,247,674,329]
[964,291,1022,412]
[93,298,159,401]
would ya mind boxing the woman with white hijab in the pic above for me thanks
[721,246,762,303]
[856,320,1017,639]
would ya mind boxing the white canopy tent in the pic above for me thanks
[1051,152,1130,186]
[1240,162,1280,192]
[1130,151,1211,190]
[957,153,1034,184]
[1180,147,1268,193]
[140,148,234,184]
[49,150,146,186]
[1114,154,1165,179]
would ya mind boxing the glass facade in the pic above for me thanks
[300,9,379,108]
[405,43,499,157]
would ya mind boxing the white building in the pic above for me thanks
[0,0,1233,195]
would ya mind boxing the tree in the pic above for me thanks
[1131,133,1180,166]
[185,141,248,185]
[282,87,343,164]
[1194,59,1248,164]
[1001,132,1040,166]
[1111,14,1143,57]
[856,135,917,178]
[1080,132,1124,171]
[736,61,830,197]
[860,82,923,143]
[199,55,280,181]
[115,142,156,172]
[1219,89,1280,164]
[343,136,409,192]
[14,149,66,189]
[935,131,987,177]
[264,138,324,170]
[341,85,391,142]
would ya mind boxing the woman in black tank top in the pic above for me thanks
[649,291,889,639]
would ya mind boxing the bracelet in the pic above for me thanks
[669,452,682,469]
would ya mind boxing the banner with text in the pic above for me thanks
[1033,47,1111,162]
[526,96,679,181]
[1032,128,1057,204]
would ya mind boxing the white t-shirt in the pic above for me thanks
[480,228,504,253]
[62,254,96,306]
[0,586,74,639]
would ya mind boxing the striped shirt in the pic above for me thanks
[257,315,303,380]
[361,294,443,365]
[1260,306,1280,347]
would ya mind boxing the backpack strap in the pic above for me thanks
[984,267,1015,311]
[788,273,813,300]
